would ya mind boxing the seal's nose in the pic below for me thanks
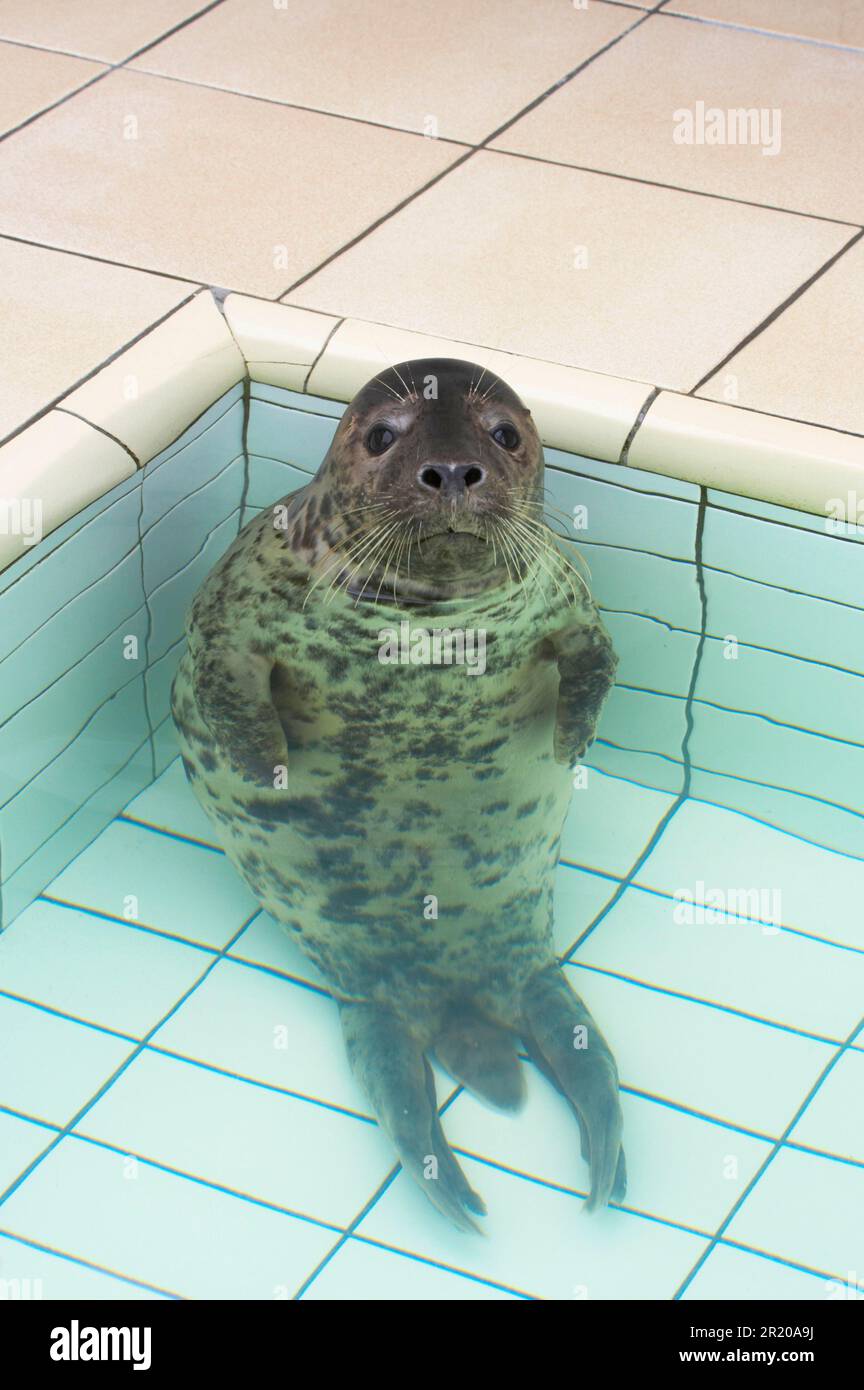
[417,463,486,499]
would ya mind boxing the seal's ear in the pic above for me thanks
[189,645,290,784]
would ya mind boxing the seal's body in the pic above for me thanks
[172,359,625,1228]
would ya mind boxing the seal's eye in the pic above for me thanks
[366,425,396,455]
[491,423,520,450]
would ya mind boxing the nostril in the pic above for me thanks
[464,466,484,489]
[419,467,443,490]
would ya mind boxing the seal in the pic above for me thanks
[171,358,625,1229]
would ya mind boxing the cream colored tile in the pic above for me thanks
[628,392,864,516]
[305,316,650,462]
[0,411,135,572]
[223,297,339,391]
[0,41,104,134]
[0,69,456,296]
[493,15,864,221]
[131,0,637,144]
[290,150,849,392]
[0,238,192,441]
[669,1,864,49]
[698,237,864,434]
[63,293,244,465]
[0,0,209,62]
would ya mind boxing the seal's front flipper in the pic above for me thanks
[183,642,289,784]
[551,619,618,768]
[520,965,626,1211]
[435,1010,526,1113]
[340,1002,486,1233]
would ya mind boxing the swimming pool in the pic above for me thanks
[1,310,862,1301]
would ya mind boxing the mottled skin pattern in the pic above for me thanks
[172,359,626,1229]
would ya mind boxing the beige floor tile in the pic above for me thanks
[492,14,864,222]
[0,69,456,297]
[64,292,244,465]
[0,238,191,440]
[668,1,864,49]
[0,0,209,62]
[287,150,850,391]
[698,236,864,434]
[0,41,104,135]
[131,0,637,144]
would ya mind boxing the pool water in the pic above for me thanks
[0,382,862,1301]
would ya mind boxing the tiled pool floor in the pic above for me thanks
[1,757,862,1301]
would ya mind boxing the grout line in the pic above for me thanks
[614,678,864,754]
[0,906,261,1212]
[568,962,846,1047]
[0,230,210,290]
[0,988,139,1044]
[567,860,864,955]
[302,318,345,393]
[562,488,708,959]
[0,387,243,611]
[689,228,864,393]
[672,1014,864,1298]
[67,1129,345,1239]
[0,1227,180,1299]
[617,386,660,465]
[237,378,252,530]
[658,7,864,54]
[1,727,153,905]
[699,557,864,614]
[122,65,473,153]
[692,392,864,442]
[714,1238,864,1291]
[482,143,864,231]
[136,385,245,483]
[341,1233,535,1299]
[704,497,864,548]
[117,741,864,903]
[0,65,119,144]
[141,453,242,543]
[593,741,864,861]
[113,0,229,67]
[37,846,864,1031]
[0,0,229,144]
[0,649,145,811]
[0,37,114,60]
[4,978,861,1188]
[0,288,202,451]
[278,5,657,298]
[115,814,225,855]
[291,1085,466,1299]
[58,1132,533,1301]
[55,407,140,467]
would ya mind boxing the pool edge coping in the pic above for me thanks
[1,287,862,573]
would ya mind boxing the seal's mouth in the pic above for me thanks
[422,524,486,544]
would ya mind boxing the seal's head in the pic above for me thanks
[308,358,545,602]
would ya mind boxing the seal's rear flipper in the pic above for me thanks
[520,965,626,1211]
[434,1011,526,1113]
[340,1002,486,1233]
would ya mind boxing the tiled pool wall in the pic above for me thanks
[0,379,861,928]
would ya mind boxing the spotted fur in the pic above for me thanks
[172,359,626,1227]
